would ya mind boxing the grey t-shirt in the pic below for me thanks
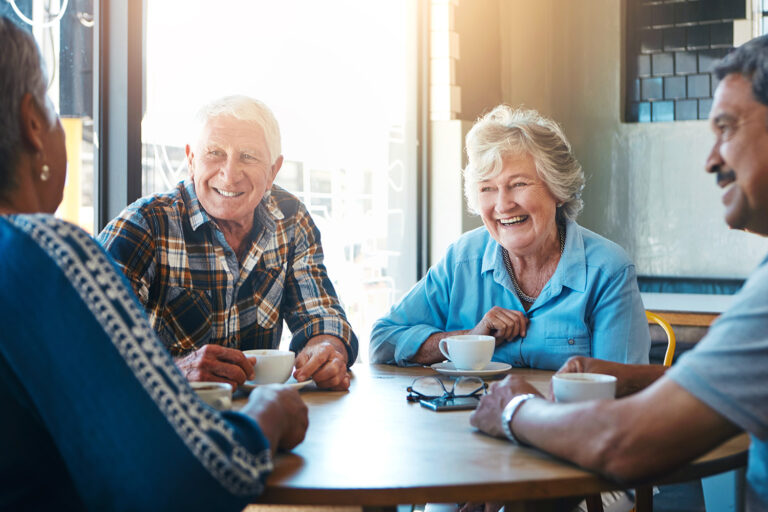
[668,254,768,511]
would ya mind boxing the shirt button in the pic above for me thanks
[568,338,575,345]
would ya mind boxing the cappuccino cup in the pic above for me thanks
[243,349,295,385]
[190,381,232,410]
[551,373,617,403]
[438,335,495,371]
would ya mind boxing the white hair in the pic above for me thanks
[191,95,282,164]
[463,105,584,222]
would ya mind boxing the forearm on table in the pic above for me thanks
[411,329,471,364]
[511,378,740,482]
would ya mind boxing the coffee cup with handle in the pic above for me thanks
[551,373,617,403]
[243,349,296,385]
[190,381,233,410]
[438,334,495,371]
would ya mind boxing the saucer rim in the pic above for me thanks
[430,361,512,376]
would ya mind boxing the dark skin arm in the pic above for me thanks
[551,356,668,398]
[471,373,742,482]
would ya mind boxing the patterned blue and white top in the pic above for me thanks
[0,214,272,511]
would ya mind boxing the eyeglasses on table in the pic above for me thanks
[406,375,487,402]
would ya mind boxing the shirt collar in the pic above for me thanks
[183,179,285,232]
[480,219,587,294]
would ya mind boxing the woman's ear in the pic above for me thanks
[19,93,47,154]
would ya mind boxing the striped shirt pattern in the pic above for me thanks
[97,180,358,362]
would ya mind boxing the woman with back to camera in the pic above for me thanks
[0,16,307,511]
[370,105,650,370]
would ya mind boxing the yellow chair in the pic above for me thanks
[587,312,677,512]
[645,310,676,367]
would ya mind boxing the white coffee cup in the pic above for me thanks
[438,335,495,371]
[190,381,233,410]
[551,373,617,403]
[243,349,296,385]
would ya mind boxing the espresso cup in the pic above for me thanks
[551,373,617,403]
[243,349,296,385]
[438,335,495,371]
[190,381,233,410]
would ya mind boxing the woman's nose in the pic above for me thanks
[495,188,516,212]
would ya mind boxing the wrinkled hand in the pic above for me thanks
[469,306,528,345]
[175,344,255,389]
[469,375,541,438]
[242,385,308,453]
[294,336,350,390]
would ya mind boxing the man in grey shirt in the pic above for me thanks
[470,34,768,510]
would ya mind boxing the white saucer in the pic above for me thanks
[241,378,313,392]
[431,361,512,377]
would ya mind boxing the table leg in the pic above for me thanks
[504,497,583,512]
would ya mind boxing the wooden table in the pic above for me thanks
[238,364,747,509]
[641,292,733,327]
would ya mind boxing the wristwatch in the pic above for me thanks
[501,393,537,445]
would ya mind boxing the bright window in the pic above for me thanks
[142,1,420,362]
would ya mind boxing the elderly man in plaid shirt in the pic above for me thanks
[98,95,358,390]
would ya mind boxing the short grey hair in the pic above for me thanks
[463,105,584,222]
[191,95,282,165]
[0,16,55,199]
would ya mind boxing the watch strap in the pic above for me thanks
[501,393,536,445]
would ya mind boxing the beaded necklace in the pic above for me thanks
[502,228,565,304]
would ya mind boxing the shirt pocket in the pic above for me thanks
[248,265,286,329]
[163,286,213,351]
[531,332,591,370]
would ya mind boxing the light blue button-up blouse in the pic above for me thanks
[370,220,650,370]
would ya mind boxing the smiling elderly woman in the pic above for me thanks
[370,106,650,369]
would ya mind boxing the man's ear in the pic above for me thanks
[185,144,195,176]
[270,155,284,183]
[19,93,46,154]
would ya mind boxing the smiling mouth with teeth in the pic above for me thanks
[498,215,528,225]
[214,188,244,198]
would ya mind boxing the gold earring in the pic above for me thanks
[40,164,51,182]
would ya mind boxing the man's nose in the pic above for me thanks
[219,157,241,180]
[705,142,723,175]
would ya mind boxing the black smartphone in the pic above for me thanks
[419,396,480,411]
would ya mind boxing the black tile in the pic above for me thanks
[698,48,728,73]
[627,102,640,122]
[637,54,651,77]
[652,52,675,75]
[641,28,664,53]
[675,99,698,120]
[664,76,687,99]
[639,102,652,122]
[710,22,733,48]
[687,25,710,50]
[674,1,701,25]
[652,101,675,122]
[698,0,720,23]
[720,1,746,20]
[638,4,653,28]
[642,77,664,100]
[664,27,686,51]
[699,98,713,119]
[675,51,698,74]
[653,3,676,27]
[688,73,711,98]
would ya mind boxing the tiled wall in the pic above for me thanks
[626,0,747,123]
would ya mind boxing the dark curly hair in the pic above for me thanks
[714,34,768,107]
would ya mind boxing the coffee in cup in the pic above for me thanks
[243,349,295,385]
[438,335,495,371]
[551,373,617,403]
[190,381,233,410]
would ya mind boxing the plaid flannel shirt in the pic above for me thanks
[97,180,358,363]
